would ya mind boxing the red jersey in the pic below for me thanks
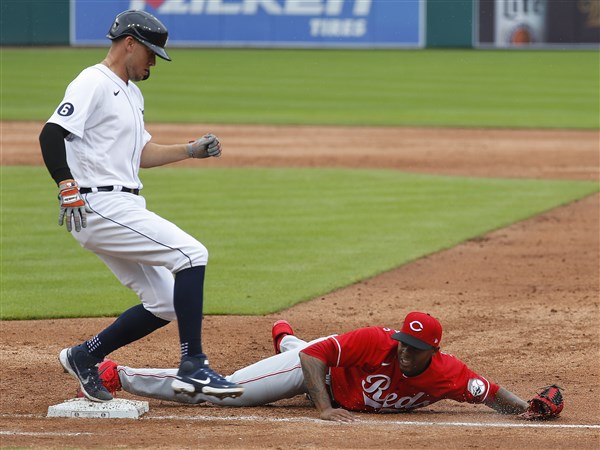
[301,327,499,413]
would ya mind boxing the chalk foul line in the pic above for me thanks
[1,412,598,431]
[147,414,600,429]
[0,430,92,437]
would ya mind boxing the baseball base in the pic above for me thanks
[47,398,149,419]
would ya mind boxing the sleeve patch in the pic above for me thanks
[57,102,75,117]
[467,378,487,397]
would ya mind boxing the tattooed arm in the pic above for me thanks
[485,386,528,414]
[299,352,356,422]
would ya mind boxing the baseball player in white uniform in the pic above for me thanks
[39,10,243,402]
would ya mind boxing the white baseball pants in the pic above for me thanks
[74,192,208,321]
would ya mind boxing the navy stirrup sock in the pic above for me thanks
[173,265,206,358]
[86,303,169,358]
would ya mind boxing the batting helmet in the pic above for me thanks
[107,10,171,61]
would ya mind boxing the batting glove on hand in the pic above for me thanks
[58,179,87,232]
[187,133,222,158]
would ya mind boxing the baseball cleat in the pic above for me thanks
[76,359,122,398]
[272,319,294,354]
[59,345,113,402]
[171,356,244,399]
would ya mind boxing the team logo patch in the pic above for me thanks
[57,102,74,117]
[467,378,486,397]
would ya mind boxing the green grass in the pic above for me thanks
[1,48,598,128]
[1,48,598,319]
[1,166,597,319]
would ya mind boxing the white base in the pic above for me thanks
[47,398,149,419]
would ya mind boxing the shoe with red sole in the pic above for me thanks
[272,320,294,354]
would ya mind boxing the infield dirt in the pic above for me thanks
[1,122,598,449]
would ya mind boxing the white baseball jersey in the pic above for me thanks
[48,63,149,189]
[46,63,208,321]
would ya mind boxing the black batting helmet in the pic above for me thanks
[107,10,171,61]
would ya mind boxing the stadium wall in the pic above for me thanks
[1,0,597,48]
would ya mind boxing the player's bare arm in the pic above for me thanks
[140,142,190,168]
[140,134,222,168]
[299,353,356,422]
[485,386,528,414]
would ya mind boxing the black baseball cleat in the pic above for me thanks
[171,355,244,399]
[59,344,113,402]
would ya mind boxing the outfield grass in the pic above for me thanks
[1,48,598,128]
[1,166,597,319]
[2,48,598,319]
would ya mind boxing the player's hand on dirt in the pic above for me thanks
[58,179,87,232]
[320,407,356,423]
[187,133,222,158]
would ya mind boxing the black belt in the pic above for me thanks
[80,186,140,195]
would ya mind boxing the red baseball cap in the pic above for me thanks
[391,312,443,350]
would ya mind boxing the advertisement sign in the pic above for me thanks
[477,0,600,48]
[72,0,423,48]
[493,0,547,46]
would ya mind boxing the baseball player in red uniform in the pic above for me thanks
[39,10,243,402]
[89,312,562,421]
